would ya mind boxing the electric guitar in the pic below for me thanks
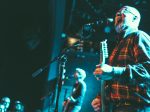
[96,39,108,112]
[62,98,70,112]
[62,84,79,112]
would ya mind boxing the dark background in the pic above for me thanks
[0,0,50,111]
[0,0,149,111]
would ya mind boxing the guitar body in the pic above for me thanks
[62,82,81,112]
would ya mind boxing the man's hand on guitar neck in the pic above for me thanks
[63,98,70,106]
[94,64,113,80]
[93,64,126,80]
[63,96,76,106]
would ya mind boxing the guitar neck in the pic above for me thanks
[100,39,108,112]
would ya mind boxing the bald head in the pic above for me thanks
[121,6,141,26]
[115,6,141,33]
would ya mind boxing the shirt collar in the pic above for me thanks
[124,27,138,38]
[118,27,138,38]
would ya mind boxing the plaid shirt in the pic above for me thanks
[108,30,150,104]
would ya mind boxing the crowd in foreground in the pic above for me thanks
[0,96,24,112]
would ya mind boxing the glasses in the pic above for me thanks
[116,8,137,18]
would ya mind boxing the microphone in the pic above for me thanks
[86,18,114,26]
[32,68,44,78]
[82,18,114,33]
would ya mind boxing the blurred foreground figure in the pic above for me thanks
[12,101,24,112]
[0,104,5,112]
[1,97,11,112]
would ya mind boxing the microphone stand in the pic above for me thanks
[54,54,67,112]
[32,42,79,78]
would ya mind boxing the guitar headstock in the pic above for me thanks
[95,39,109,80]
[101,39,108,58]
[100,39,108,65]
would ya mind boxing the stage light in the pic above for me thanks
[67,37,79,46]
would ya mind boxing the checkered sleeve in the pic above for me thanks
[126,31,150,102]
[128,31,150,80]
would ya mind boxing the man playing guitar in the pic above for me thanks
[63,68,87,112]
